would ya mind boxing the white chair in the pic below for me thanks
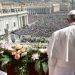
[0,70,7,75]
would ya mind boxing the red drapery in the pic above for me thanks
[0,62,48,75]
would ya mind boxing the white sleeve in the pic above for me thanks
[47,33,57,75]
[47,32,55,59]
[48,58,57,75]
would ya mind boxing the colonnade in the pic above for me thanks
[25,6,52,14]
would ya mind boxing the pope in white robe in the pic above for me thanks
[47,10,75,75]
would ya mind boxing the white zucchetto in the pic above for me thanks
[68,10,75,15]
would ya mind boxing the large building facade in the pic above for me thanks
[24,2,70,14]
[0,11,28,35]
[0,1,71,15]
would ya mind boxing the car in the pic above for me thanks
[21,38,27,42]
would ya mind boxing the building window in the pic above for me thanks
[13,22,16,27]
[6,24,9,29]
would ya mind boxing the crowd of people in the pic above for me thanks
[15,11,68,37]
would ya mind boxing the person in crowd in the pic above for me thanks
[47,10,75,75]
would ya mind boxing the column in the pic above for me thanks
[20,17,23,28]
[26,15,28,25]
[24,16,26,26]
[18,17,21,29]
[21,16,23,27]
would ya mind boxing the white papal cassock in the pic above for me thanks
[47,22,75,75]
